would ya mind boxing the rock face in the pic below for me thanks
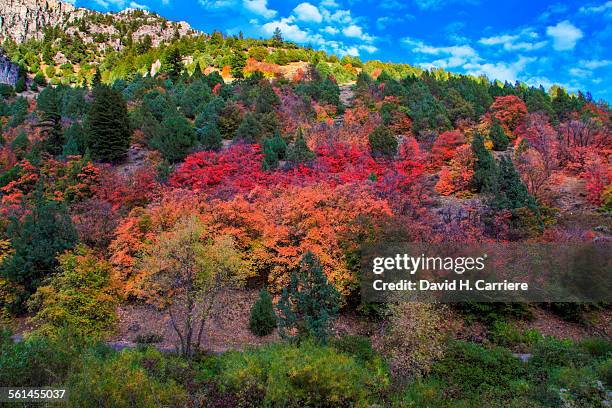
[0,52,19,86]
[0,0,86,42]
[0,0,195,52]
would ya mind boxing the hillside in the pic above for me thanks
[0,1,610,407]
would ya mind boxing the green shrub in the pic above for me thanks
[432,340,524,398]
[380,302,448,381]
[286,129,315,165]
[27,246,117,339]
[217,341,389,407]
[489,321,542,352]
[368,124,398,158]
[65,348,188,407]
[249,289,276,337]
[331,335,377,364]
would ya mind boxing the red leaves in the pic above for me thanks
[431,131,465,166]
[490,95,528,134]
[170,144,267,199]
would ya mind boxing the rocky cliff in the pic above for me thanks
[0,0,86,42]
[0,52,20,86]
[0,0,193,47]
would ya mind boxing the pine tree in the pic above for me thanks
[151,109,197,163]
[276,252,340,343]
[272,27,283,47]
[249,289,277,336]
[492,156,538,212]
[230,52,247,79]
[368,124,398,158]
[198,123,223,151]
[36,86,64,156]
[234,112,262,143]
[86,84,132,163]
[92,69,102,88]
[164,47,183,81]
[286,129,315,164]
[0,187,77,313]
[471,132,497,193]
[261,132,287,170]
[490,120,509,151]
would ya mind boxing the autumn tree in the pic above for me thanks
[431,130,465,165]
[276,251,340,344]
[139,215,249,356]
[86,84,132,163]
[490,95,528,135]
[28,245,116,338]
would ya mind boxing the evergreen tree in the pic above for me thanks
[471,132,498,193]
[230,52,247,79]
[36,86,64,156]
[286,129,315,164]
[151,109,197,163]
[11,131,30,160]
[276,252,340,343]
[272,27,283,47]
[234,112,262,143]
[249,289,277,336]
[62,123,87,156]
[368,124,398,158]
[261,132,287,170]
[86,85,132,163]
[92,69,102,88]
[198,123,223,151]
[164,47,183,81]
[255,83,280,114]
[492,156,538,212]
[0,188,78,313]
[490,120,509,151]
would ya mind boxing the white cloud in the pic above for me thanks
[479,34,547,51]
[376,16,409,30]
[402,37,480,68]
[464,56,536,83]
[569,67,592,78]
[199,0,235,9]
[261,18,308,42]
[320,0,339,8]
[479,30,547,52]
[321,26,339,35]
[580,59,612,69]
[412,0,478,10]
[546,20,583,51]
[342,24,363,38]
[129,1,149,9]
[93,0,110,7]
[360,44,378,53]
[293,3,322,23]
[579,1,612,14]
[243,0,277,18]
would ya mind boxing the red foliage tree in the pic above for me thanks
[490,95,528,135]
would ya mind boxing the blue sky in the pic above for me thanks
[74,0,611,101]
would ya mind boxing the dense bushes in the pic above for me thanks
[215,341,389,407]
